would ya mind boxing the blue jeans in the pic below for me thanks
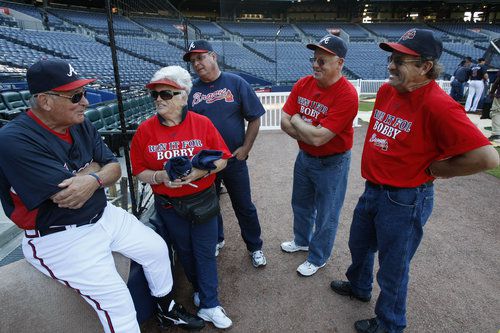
[291,150,351,266]
[216,158,263,252]
[346,181,434,333]
[449,79,464,101]
[154,199,219,309]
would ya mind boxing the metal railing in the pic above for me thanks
[256,79,452,130]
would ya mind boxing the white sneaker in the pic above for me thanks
[197,306,232,329]
[193,292,200,308]
[296,260,326,277]
[215,240,225,257]
[281,240,309,253]
[250,250,267,268]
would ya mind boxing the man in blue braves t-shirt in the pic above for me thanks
[184,40,267,268]
[0,59,202,332]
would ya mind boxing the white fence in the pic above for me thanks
[256,79,452,130]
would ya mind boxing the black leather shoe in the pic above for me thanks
[354,318,388,333]
[330,280,371,302]
[157,302,205,330]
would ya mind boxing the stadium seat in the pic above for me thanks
[1,91,29,112]
[19,90,31,107]
[84,108,104,131]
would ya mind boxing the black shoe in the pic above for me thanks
[354,318,388,333]
[488,135,500,141]
[157,302,205,330]
[330,280,371,302]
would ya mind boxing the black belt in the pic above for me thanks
[303,150,345,159]
[366,180,433,191]
[25,210,104,238]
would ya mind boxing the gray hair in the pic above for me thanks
[150,65,193,95]
[415,58,443,80]
[29,96,39,109]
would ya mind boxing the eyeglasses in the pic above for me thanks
[387,55,422,67]
[150,90,182,101]
[43,90,87,104]
[309,56,338,67]
[190,52,213,65]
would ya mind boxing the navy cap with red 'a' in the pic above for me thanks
[183,40,214,62]
[307,34,348,59]
[27,59,96,95]
[379,28,443,60]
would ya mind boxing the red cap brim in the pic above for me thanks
[52,78,96,92]
[146,79,184,90]
[306,44,338,57]
[379,42,420,56]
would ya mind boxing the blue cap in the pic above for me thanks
[183,40,214,62]
[379,28,443,60]
[27,59,95,95]
[307,34,348,59]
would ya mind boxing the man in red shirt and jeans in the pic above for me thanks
[329,29,499,333]
[280,34,358,277]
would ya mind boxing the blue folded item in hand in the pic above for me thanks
[191,150,223,170]
[164,156,192,180]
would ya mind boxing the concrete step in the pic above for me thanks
[0,222,21,249]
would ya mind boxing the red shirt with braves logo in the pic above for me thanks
[362,81,491,187]
[283,75,358,156]
[130,110,231,197]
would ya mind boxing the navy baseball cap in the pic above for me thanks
[27,59,96,95]
[307,34,347,59]
[183,40,214,62]
[380,28,443,60]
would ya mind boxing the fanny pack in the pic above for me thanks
[158,185,220,224]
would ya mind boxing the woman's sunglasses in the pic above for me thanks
[43,90,87,104]
[150,90,182,101]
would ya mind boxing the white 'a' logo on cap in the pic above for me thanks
[320,36,331,44]
[189,42,196,51]
[67,64,78,77]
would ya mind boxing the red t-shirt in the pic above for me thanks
[130,111,231,197]
[362,81,491,187]
[282,75,358,156]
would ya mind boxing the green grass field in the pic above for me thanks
[359,100,374,112]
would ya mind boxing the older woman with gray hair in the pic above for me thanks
[130,66,233,329]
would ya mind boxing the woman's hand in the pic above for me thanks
[155,170,188,188]
[181,167,209,184]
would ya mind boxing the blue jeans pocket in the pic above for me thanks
[385,188,417,207]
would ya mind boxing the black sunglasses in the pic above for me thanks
[43,90,87,104]
[150,90,182,101]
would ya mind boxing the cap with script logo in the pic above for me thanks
[379,28,443,60]
[27,58,96,95]
[306,34,348,59]
[182,40,214,62]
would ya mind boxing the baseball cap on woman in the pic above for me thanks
[27,59,96,95]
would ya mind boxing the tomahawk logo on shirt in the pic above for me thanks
[191,88,234,106]
[148,139,202,160]
[370,109,413,150]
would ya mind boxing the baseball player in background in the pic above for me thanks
[0,59,203,332]
[183,40,267,268]
[280,34,358,277]
[329,29,499,333]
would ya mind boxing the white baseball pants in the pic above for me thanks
[22,203,173,333]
